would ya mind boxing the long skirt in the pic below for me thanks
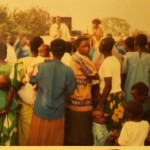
[103,91,126,133]
[64,108,93,146]
[17,99,33,146]
[27,113,65,146]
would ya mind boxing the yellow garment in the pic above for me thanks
[17,99,33,146]
[17,57,35,81]
[17,57,34,145]
[66,51,97,112]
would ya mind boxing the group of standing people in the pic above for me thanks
[0,17,150,146]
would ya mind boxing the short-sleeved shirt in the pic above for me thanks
[66,51,97,112]
[98,56,122,94]
[118,120,149,146]
[31,59,76,120]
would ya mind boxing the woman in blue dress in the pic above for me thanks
[123,34,150,101]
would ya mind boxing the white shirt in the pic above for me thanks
[50,23,70,41]
[61,52,71,66]
[98,56,121,94]
[5,43,17,64]
[118,121,149,146]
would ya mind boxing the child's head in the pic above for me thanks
[38,44,50,57]
[76,36,90,57]
[0,74,11,91]
[125,101,143,121]
[0,42,7,61]
[92,109,105,124]
[131,82,149,102]
[50,39,66,59]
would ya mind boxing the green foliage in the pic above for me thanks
[101,17,130,37]
[0,5,51,39]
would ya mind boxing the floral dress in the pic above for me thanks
[103,91,126,133]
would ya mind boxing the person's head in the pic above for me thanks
[7,35,15,46]
[99,37,115,54]
[131,82,149,102]
[124,37,134,52]
[38,44,50,57]
[55,16,61,25]
[50,39,66,59]
[134,34,147,50]
[30,36,43,56]
[92,18,101,28]
[125,101,143,121]
[92,109,105,124]
[0,74,11,91]
[76,36,90,56]
[106,33,113,38]
[0,42,7,61]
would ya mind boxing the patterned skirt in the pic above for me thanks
[103,91,126,133]
[27,113,65,146]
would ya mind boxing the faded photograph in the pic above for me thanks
[0,0,150,147]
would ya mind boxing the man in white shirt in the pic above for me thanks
[5,35,17,64]
[50,16,70,41]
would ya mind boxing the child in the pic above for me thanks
[92,109,109,146]
[131,82,150,123]
[118,101,149,146]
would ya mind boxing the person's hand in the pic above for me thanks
[0,109,8,115]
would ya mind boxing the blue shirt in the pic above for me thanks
[30,59,76,120]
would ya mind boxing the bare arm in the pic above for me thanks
[97,77,112,109]
[0,87,14,115]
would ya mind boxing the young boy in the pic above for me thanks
[92,109,109,146]
[118,101,149,146]
[131,82,150,123]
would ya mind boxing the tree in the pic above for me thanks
[101,17,130,38]
[0,5,51,39]
[12,6,51,38]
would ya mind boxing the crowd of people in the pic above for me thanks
[0,17,150,146]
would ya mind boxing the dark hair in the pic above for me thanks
[50,39,66,57]
[76,36,89,47]
[0,42,7,60]
[30,36,43,54]
[106,33,112,38]
[134,34,147,48]
[125,37,134,50]
[66,42,73,53]
[99,37,115,53]
[131,82,149,97]
[126,101,143,120]
[92,18,101,25]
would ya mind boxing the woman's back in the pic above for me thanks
[123,52,150,101]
